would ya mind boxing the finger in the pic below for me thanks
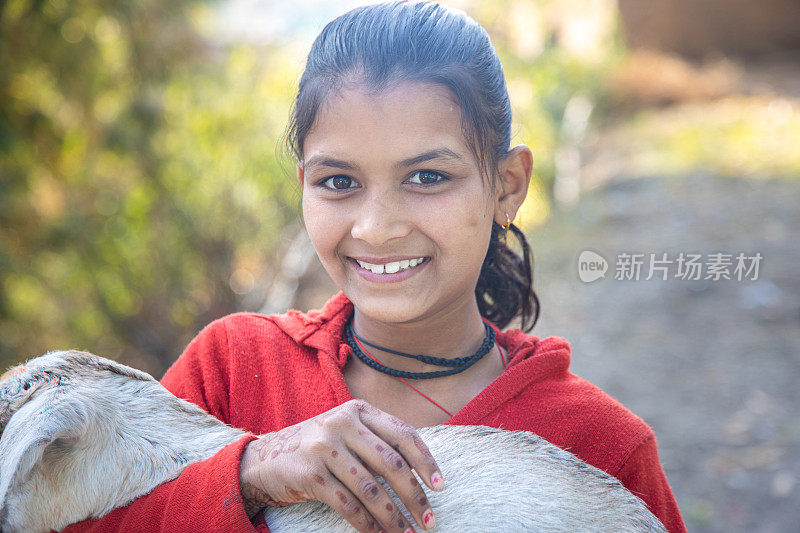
[328,447,418,533]
[346,428,434,532]
[311,470,383,533]
[353,401,444,493]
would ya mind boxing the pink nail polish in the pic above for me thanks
[422,509,435,529]
[430,471,444,491]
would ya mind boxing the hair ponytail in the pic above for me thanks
[477,222,540,332]
[285,1,541,331]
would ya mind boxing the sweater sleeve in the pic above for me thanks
[59,318,262,532]
[615,433,687,533]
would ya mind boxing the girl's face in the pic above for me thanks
[299,81,500,326]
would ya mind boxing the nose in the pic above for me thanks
[350,190,412,247]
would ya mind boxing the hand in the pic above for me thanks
[238,399,444,533]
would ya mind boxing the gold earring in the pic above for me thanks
[500,212,511,230]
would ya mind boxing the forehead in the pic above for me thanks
[304,81,473,166]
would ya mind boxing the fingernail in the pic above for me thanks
[422,509,435,529]
[430,471,444,491]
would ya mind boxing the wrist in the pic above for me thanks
[239,438,291,518]
[239,439,268,518]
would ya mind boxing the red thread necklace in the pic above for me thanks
[348,322,508,418]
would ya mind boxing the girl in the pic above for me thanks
[65,2,685,532]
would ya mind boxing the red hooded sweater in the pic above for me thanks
[62,291,686,533]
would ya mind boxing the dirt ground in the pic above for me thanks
[529,172,800,532]
[296,170,800,532]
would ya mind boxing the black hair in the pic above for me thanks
[283,0,540,332]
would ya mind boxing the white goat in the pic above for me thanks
[0,350,667,533]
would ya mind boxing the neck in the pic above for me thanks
[350,294,489,374]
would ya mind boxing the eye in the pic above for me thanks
[22,382,31,391]
[319,175,358,191]
[407,170,447,186]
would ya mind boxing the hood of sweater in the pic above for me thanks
[269,291,572,425]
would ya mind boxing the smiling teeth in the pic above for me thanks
[356,257,426,274]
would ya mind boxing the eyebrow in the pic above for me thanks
[303,148,464,171]
[398,148,465,168]
[302,155,356,171]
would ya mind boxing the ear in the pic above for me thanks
[494,144,533,225]
[297,163,305,188]
[0,396,86,510]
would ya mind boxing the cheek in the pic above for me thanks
[302,196,340,259]
[457,186,494,235]
[433,193,493,261]
[467,204,492,230]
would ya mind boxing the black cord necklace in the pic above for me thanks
[344,319,496,379]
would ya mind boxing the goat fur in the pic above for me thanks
[0,350,667,532]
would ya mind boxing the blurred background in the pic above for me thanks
[1,0,798,530]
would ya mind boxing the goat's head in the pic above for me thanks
[0,350,154,436]
[0,350,156,520]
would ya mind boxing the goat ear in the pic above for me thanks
[0,397,87,510]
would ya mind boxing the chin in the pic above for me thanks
[345,289,433,325]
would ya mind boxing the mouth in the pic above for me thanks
[350,256,428,275]
[347,256,431,283]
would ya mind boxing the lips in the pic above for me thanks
[352,257,427,274]
[348,256,430,282]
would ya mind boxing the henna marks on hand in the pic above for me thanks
[241,482,270,516]
[241,482,291,516]
[286,486,307,500]
[257,425,303,461]
[242,481,309,513]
